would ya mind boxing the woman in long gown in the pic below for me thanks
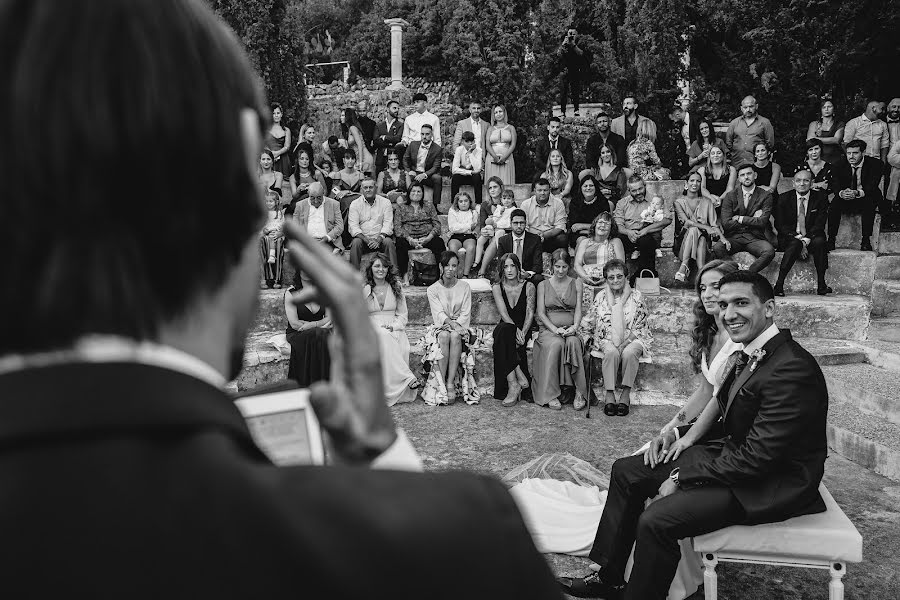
[698,145,736,219]
[484,105,516,186]
[266,103,292,179]
[673,172,725,283]
[340,107,374,175]
[573,211,625,304]
[806,99,845,165]
[421,251,480,406]
[363,254,419,406]
[284,272,331,387]
[533,249,588,411]
[491,254,535,406]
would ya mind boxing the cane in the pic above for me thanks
[585,339,593,419]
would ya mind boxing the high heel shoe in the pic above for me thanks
[516,371,530,390]
[674,262,689,283]
[502,382,522,407]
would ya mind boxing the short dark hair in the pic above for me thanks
[412,92,428,102]
[0,0,266,354]
[603,258,629,279]
[421,123,433,132]
[595,112,610,121]
[328,135,340,145]
[626,174,644,187]
[548,116,561,125]
[387,99,399,108]
[510,208,527,221]
[534,177,551,189]
[846,139,867,152]
[735,162,755,174]
[805,137,823,151]
[461,131,475,142]
[718,270,775,302]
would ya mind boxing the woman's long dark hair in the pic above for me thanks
[495,252,522,285]
[364,253,402,301]
[694,119,717,147]
[407,181,426,208]
[689,259,739,372]
[341,107,363,140]
[293,148,313,180]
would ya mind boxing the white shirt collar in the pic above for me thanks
[0,335,226,388]
[743,185,756,196]
[797,192,809,202]
[512,233,526,241]
[742,323,780,355]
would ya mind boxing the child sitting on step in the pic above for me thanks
[447,192,479,277]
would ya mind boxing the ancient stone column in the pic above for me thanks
[383,18,409,90]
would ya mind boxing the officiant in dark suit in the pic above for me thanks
[773,167,831,296]
[712,162,776,273]
[0,2,563,598]
[560,271,828,599]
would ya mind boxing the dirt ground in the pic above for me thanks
[393,398,900,599]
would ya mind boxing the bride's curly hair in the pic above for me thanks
[689,259,739,372]
[364,253,402,300]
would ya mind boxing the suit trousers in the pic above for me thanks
[620,232,661,280]
[776,235,827,288]
[559,69,582,112]
[349,236,397,270]
[540,231,569,255]
[395,236,447,276]
[712,232,775,273]
[828,196,875,241]
[450,173,484,205]
[589,451,745,600]
[413,172,444,207]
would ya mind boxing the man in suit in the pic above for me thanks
[452,100,490,153]
[534,116,575,174]
[773,168,831,296]
[560,270,828,599]
[293,182,344,254]
[356,98,377,157]
[373,99,404,175]
[712,163,776,273]
[0,2,564,598]
[403,123,443,207]
[611,96,658,150]
[585,112,627,171]
[830,139,886,251]
[495,209,544,284]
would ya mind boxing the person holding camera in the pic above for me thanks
[557,28,587,118]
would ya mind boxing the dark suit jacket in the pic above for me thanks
[679,330,828,524]
[585,132,627,171]
[358,115,377,152]
[403,141,442,177]
[0,363,562,599]
[497,231,543,274]
[833,155,884,205]
[534,135,575,173]
[720,185,774,239]
[373,117,405,167]
[774,190,828,241]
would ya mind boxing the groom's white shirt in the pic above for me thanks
[741,323,780,356]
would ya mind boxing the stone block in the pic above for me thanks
[868,317,900,342]
[875,255,900,280]
[872,280,900,317]
[879,232,900,255]
[834,214,881,249]
[827,401,900,482]
[823,363,900,425]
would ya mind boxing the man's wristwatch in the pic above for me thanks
[669,467,681,488]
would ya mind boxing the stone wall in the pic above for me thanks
[303,77,464,161]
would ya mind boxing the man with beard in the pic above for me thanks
[585,112,627,170]
[844,100,889,162]
[373,99,405,175]
[611,96,658,151]
[725,96,775,165]
[356,98,378,160]
[656,103,689,180]
[0,2,563,598]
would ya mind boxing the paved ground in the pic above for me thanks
[393,397,900,599]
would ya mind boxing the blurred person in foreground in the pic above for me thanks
[0,1,562,598]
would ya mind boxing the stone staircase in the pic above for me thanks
[260,177,900,481]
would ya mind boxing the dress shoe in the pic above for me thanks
[861,238,873,252]
[557,571,623,599]
[825,239,836,252]
[773,286,785,297]
[818,285,833,295]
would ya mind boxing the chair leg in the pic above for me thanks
[829,563,845,600]
[702,553,718,600]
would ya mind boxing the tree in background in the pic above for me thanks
[211,0,308,123]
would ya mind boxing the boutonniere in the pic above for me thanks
[748,349,767,372]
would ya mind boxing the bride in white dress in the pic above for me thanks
[508,259,741,600]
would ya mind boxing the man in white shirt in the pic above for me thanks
[844,100,889,161]
[348,177,397,268]
[450,131,484,204]
[401,92,442,146]
[453,100,489,152]
[520,178,569,254]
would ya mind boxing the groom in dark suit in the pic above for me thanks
[712,163,776,273]
[0,2,563,598]
[559,270,828,599]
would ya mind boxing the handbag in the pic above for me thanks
[409,248,439,286]
[634,268,662,296]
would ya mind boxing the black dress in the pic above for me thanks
[285,290,332,387]
[492,281,533,399]
[705,166,729,219]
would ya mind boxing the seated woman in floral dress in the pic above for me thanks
[421,251,480,406]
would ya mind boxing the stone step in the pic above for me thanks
[827,401,900,482]
[846,340,900,372]
[255,287,872,340]
[879,231,900,255]
[875,255,900,280]
[867,317,900,343]
[823,363,900,425]
[872,280,900,317]
[236,329,866,398]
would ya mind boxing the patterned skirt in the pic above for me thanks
[419,325,480,406]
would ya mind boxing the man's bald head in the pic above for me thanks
[308,182,325,206]
[740,96,758,118]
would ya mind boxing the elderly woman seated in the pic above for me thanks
[580,258,652,417]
